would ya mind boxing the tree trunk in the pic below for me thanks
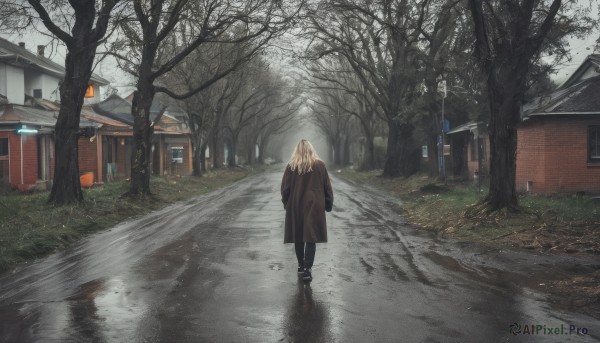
[48,43,96,204]
[129,85,155,195]
[211,130,222,169]
[333,138,341,166]
[258,136,269,164]
[328,141,334,163]
[191,137,203,177]
[360,133,375,171]
[382,120,420,178]
[486,93,519,209]
[429,135,439,177]
[200,142,208,172]
[247,140,254,165]
[343,135,350,166]
[227,137,236,167]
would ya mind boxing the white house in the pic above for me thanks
[0,37,109,105]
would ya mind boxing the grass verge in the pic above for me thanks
[336,168,600,255]
[0,167,256,273]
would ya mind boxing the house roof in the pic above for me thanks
[446,121,486,135]
[0,36,109,86]
[0,104,99,128]
[559,54,600,89]
[92,94,188,133]
[522,75,600,119]
[81,106,129,128]
[92,94,134,125]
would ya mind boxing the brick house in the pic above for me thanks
[447,121,490,181]
[517,54,600,194]
[0,38,108,191]
[92,94,192,178]
[449,54,600,194]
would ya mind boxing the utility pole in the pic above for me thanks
[438,80,447,181]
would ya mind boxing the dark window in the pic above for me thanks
[0,138,7,179]
[0,138,8,156]
[33,89,42,99]
[590,126,600,162]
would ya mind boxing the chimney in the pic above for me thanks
[18,42,25,48]
[37,45,45,57]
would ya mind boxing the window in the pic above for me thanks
[0,138,8,180]
[589,126,600,162]
[85,83,95,98]
[171,147,183,164]
[33,89,42,99]
[0,138,7,157]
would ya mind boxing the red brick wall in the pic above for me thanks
[517,118,600,194]
[78,136,98,183]
[0,131,38,188]
[516,122,546,193]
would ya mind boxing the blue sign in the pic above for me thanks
[442,119,450,133]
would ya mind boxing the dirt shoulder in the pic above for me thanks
[334,168,600,318]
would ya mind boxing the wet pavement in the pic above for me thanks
[0,170,599,342]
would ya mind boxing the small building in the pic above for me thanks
[93,94,192,178]
[449,54,600,194]
[518,54,600,194]
[0,37,108,191]
[0,101,100,191]
[446,121,490,181]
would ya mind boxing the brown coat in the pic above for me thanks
[281,160,333,243]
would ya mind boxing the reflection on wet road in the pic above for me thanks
[0,171,598,342]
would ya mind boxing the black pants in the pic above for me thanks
[295,242,316,269]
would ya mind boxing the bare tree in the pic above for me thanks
[222,60,299,167]
[468,0,596,210]
[305,0,462,177]
[1,0,123,204]
[108,0,303,195]
[303,55,382,169]
[307,84,352,165]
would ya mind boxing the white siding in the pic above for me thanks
[24,69,43,97]
[5,64,24,105]
[24,70,60,101]
[0,63,6,98]
[43,74,60,102]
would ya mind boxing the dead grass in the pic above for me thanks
[0,168,253,273]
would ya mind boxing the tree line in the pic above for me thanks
[301,0,596,211]
[0,0,597,213]
[0,0,303,204]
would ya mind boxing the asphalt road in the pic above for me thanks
[0,170,598,342]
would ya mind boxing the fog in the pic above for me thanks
[268,107,330,165]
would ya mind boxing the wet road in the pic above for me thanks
[0,171,599,342]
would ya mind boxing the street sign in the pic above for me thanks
[442,119,450,133]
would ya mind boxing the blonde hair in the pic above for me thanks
[288,139,321,175]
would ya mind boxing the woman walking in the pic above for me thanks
[281,139,333,281]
